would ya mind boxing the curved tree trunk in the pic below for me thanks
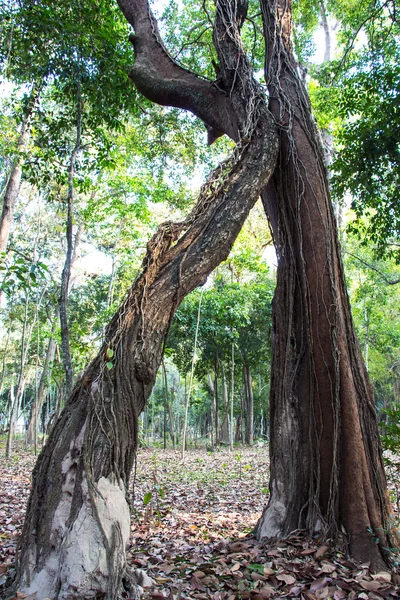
[10,3,278,595]
[257,0,398,569]
[12,137,275,599]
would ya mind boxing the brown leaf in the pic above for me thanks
[333,590,347,599]
[315,545,329,559]
[251,585,275,598]
[276,573,296,585]
[359,580,382,592]
[319,562,336,574]
[229,542,251,552]
[251,572,266,581]
[230,562,241,572]
[372,571,391,583]
[310,577,331,592]
[288,585,304,596]
[189,576,206,591]
[193,570,206,578]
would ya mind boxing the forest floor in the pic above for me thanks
[0,444,399,599]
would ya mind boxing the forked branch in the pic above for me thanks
[117,0,239,141]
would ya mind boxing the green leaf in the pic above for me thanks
[143,492,152,506]
[159,487,165,500]
[106,361,113,370]
[106,347,114,358]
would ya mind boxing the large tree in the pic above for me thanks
[256,0,398,569]
[7,0,398,598]
[8,1,278,598]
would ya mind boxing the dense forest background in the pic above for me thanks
[0,0,399,456]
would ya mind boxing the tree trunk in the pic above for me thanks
[207,372,215,447]
[169,385,176,449]
[257,0,398,568]
[213,357,219,445]
[6,291,33,457]
[0,87,39,253]
[219,367,230,444]
[11,2,278,590]
[230,343,235,451]
[26,330,57,448]
[58,96,83,399]
[182,287,204,458]
[243,356,254,446]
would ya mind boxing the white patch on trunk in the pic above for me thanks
[21,422,131,600]
[257,480,286,538]
[58,474,130,598]
[23,422,87,598]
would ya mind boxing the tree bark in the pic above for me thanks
[11,2,278,593]
[257,0,398,569]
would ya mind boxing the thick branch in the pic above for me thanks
[117,0,238,141]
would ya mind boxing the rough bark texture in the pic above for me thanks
[257,0,399,569]
[10,3,278,596]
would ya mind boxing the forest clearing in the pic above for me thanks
[1,446,400,599]
[1,0,400,597]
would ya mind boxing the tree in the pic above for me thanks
[7,0,398,598]
[256,0,398,568]
[8,1,277,597]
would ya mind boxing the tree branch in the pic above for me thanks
[346,251,400,285]
[117,0,239,142]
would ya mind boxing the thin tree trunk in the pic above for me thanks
[220,366,230,444]
[6,291,31,457]
[0,87,39,253]
[182,288,203,459]
[169,385,176,449]
[163,367,167,449]
[207,372,215,447]
[214,355,219,445]
[58,94,82,399]
[242,355,254,446]
[26,327,57,448]
[230,344,234,451]
[257,0,398,568]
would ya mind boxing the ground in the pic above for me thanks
[0,444,399,599]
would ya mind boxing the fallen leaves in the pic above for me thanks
[0,446,399,599]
